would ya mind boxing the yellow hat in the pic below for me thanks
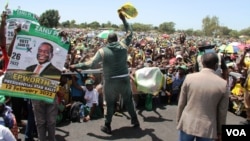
[118,2,138,19]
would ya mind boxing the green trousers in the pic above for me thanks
[103,76,138,125]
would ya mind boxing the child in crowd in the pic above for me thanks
[80,78,101,122]
[230,77,245,115]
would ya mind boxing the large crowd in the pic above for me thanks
[1,10,250,141]
[60,27,250,111]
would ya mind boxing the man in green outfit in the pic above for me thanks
[70,12,139,134]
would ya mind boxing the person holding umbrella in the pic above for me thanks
[70,9,140,134]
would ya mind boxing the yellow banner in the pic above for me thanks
[1,72,59,101]
[2,83,56,98]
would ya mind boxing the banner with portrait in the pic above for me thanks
[0,23,70,103]
[5,9,40,45]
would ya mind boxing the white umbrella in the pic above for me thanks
[97,30,113,39]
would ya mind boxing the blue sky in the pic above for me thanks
[1,0,249,30]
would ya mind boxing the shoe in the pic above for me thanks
[235,103,243,116]
[240,120,250,125]
[131,119,140,128]
[114,112,123,117]
[83,116,90,122]
[100,125,112,134]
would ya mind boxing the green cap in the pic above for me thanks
[178,65,188,71]
[85,78,95,85]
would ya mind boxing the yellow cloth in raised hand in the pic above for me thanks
[118,2,138,19]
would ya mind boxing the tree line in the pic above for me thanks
[38,9,250,38]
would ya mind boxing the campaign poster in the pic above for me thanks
[0,22,70,103]
[5,9,40,45]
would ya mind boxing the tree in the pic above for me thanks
[61,20,70,28]
[69,20,77,28]
[79,22,88,28]
[117,22,152,32]
[88,21,101,29]
[218,26,232,37]
[183,28,194,36]
[111,24,119,28]
[229,30,239,38]
[202,16,219,36]
[101,21,112,28]
[193,30,203,36]
[131,23,153,32]
[239,27,250,37]
[158,22,175,33]
[39,9,60,28]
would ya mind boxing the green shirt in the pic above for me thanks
[75,18,133,79]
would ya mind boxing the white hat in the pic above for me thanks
[176,54,183,59]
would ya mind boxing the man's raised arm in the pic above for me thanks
[119,12,133,47]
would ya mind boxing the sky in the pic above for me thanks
[1,0,249,31]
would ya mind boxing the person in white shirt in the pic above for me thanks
[0,124,16,141]
[80,78,99,122]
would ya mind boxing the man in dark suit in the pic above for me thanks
[26,42,61,77]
